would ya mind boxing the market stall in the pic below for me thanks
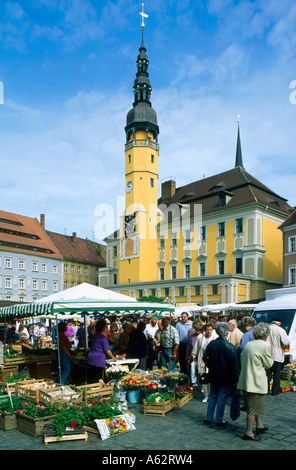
[0,283,175,385]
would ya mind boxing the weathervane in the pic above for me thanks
[139,3,148,29]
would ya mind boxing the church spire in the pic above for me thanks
[235,115,244,169]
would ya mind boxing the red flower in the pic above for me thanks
[70,421,76,428]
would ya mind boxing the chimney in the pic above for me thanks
[72,232,77,242]
[161,179,176,200]
[40,214,45,229]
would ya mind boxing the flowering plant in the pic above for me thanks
[106,365,129,381]
[145,392,174,403]
[173,386,193,399]
[51,395,122,437]
[121,378,143,391]
[16,401,56,419]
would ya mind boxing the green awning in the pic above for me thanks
[0,299,175,318]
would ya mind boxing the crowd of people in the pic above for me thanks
[3,310,291,441]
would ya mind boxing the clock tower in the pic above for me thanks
[119,9,160,285]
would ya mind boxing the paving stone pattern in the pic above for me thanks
[1,389,295,451]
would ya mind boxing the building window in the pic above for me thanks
[218,222,225,237]
[289,237,296,252]
[32,262,38,272]
[179,286,185,297]
[212,284,219,295]
[201,226,206,241]
[53,265,58,274]
[194,285,201,296]
[41,263,47,273]
[219,194,226,206]
[199,262,206,277]
[5,277,12,289]
[128,154,131,163]
[5,258,12,269]
[236,257,243,274]
[218,260,225,275]
[164,287,170,297]
[185,230,191,243]
[151,288,156,297]
[77,266,81,275]
[150,178,154,187]
[71,265,75,274]
[42,280,47,291]
[53,281,58,291]
[185,264,191,278]
[84,267,88,276]
[19,278,25,289]
[159,268,165,280]
[138,289,143,299]
[113,274,117,285]
[236,218,243,234]
[171,266,177,279]
[64,264,68,273]
[64,281,68,289]
[19,296,25,302]
[19,260,25,270]
[151,154,154,163]
[171,233,177,246]
[32,279,38,290]
[159,237,165,248]
[289,267,296,285]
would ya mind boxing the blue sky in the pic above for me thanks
[0,0,295,243]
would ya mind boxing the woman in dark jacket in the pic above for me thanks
[203,322,240,426]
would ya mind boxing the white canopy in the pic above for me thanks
[0,283,174,318]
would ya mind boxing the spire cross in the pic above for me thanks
[139,3,148,29]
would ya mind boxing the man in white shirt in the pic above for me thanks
[266,319,290,395]
[145,317,159,369]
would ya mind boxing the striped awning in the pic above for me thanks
[0,299,175,318]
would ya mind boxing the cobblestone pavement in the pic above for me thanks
[0,389,295,453]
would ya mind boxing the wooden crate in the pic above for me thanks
[0,367,19,382]
[0,411,17,431]
[4,356,27,366]
[6,344,22,354]
[28,361,52,379]
[16,412,56,437]
[17,379,55,403]
[43,424,88,445]
[143,398,175,416]
[0,378,37,395]
[73,381,113,402]
[39,385,82,405]
[175,392,194,409]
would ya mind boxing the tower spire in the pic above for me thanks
[125,3,159,140]
[235,114,244,169]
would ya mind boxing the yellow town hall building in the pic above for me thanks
[98,21,293,306]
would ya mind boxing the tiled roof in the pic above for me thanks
[278,209,296,230]
[46,231,106,266]
[0,210,62,259]
[158,167,293,218]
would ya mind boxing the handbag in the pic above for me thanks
[230,388,240,421]
[199,372,210,385]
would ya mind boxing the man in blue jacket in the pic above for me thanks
[203,322,240,427]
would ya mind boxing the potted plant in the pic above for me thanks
[16,400,57,437]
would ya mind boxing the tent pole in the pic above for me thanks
[56,318,62,385]
[83,312,88,384]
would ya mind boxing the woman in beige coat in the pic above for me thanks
[237,322,274,441]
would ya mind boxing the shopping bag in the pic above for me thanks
[230,388,240,421]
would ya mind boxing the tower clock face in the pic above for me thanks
[126,181,133,193]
